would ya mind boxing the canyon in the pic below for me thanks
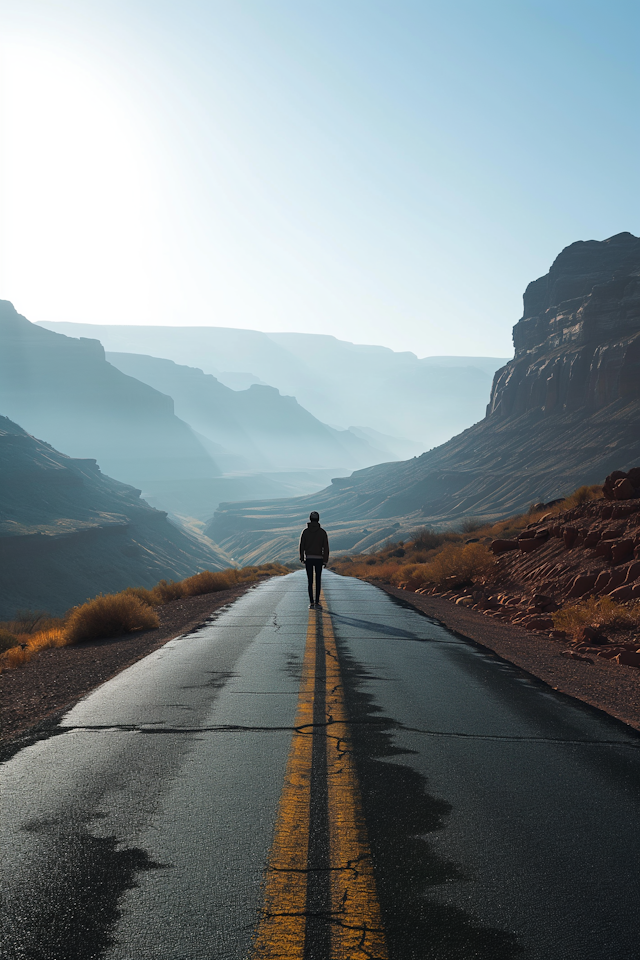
[211,232,640,563]
[0,417,230,618]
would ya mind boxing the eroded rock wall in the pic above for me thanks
[488,232,640,418]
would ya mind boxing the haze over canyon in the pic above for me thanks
[1,231,639,611]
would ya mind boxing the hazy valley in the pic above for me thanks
[2,231,639,609]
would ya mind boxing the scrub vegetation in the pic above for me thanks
[331,482,640,647]
[553,596,640,641]
[0,563,287,672]
[332,485,603,593]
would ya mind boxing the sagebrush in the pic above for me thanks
[0,563,288,672]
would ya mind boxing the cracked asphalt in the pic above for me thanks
[2,571,640,959]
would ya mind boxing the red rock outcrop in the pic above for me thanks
[487,233,640,420]
[212,232,640,560]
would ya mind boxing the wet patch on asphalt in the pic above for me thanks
[1,819,165,960]
[334,634,525,960]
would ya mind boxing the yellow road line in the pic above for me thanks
[322,602,388,960]
[250,614,316,959]
[250,594,388,959]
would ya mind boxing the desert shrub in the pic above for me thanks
[1,645,30,669]
[460,517,483,534]
[66,593,159,643]
[121,586,157,607]
[182,569,239,596]
[561,484,602,510]
[0,629,19,654]
[0,625,68,672]
[368,561,402,581]
[150,580,186,604]
[553,597,640,640]
[409,528,450,551]
[406,542,495,590]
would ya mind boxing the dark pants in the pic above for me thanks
[305,559,323,603]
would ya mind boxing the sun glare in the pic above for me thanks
[0,44,159,323]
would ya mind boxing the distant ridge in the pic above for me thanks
[209,232,640,563]
[0,417,232,618]
[105,351,389,472]
[0,301,218,488]
[37,320,507,449]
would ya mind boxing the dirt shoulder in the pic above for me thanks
[372,581,640,733]
[0,584,254,749]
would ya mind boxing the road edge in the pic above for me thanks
[369,580,640,734]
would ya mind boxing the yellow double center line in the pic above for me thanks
[250,594,388,959]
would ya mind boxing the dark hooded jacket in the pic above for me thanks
[299,521,329,563]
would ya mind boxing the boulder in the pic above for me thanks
[532,593,558,611]
[627,467,640,487]
[524,617,554,631]
[613,478,635,500]
[580,625,608,644]
[615,650,640,668]
[603,470,628,500]
[584,530,602,548]
[563,526,579,548]
[491,539,520,554]
[604,569,627,593]
[608,584,634,601]
[594,541,613,559]
[518,536,547,553]
[623,560,640,584]
[611,539,634,564]
[594,570,612,593]
[567,573,599,598]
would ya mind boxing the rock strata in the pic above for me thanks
[405,474,640,671]
[211,233,640,563]
[0,417,231,617]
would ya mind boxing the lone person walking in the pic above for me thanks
[299,511,329,608]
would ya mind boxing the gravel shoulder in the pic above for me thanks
[0,584,254,749]
[372,581,640,733]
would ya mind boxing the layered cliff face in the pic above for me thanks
[488,232,640,418]
[210,232,640,563]
[0,301,218,486]
[0,417,232,617]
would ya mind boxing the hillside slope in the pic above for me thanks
[105,351,388,471]
[0,417,232,617]
[38,321,506,448]
[209,232,640,563]
[0,301,217,488]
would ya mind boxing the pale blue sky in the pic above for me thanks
[1,1,638,356]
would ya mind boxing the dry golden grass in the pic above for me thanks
[335,541,494,590]
[121,586,157,606]
[553,597,640,640]
[400,542,495,589]
[333,481,604,593]
[65,594,160,643]
[0,629,19,654]
[0,563,288,673]
[0,626,68,669]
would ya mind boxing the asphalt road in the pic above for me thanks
[2,571,640,960]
